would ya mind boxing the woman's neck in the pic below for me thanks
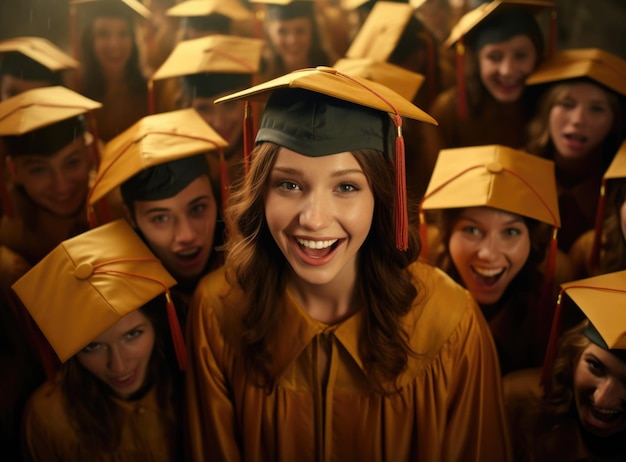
[287,268,360,325]
[554,149,603,187]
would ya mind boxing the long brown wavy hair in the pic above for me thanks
[223,142,421,392]
[542,321,590,419]
[595,181,626,274]
[526,81,624,172]
[60,298,180,452]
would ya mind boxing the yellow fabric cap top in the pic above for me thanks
[0,36,79,72]
[604,140,626,180]
[422,144,560,227]
[88,108,228,205]
[561,270,626,350]
[70,0,151,19]
[12,219,176,362]
[526,48,626,97]
[152,34,264,81]
[333,58,424,102]
[215,66,437,124]
[166,0,253,20]
[345,1,414,62]
[444,0,554,47]
[0,86,101,136]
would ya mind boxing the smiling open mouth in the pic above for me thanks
[589,403,625,424]
[471,266,505,286]
[296,238,339,259]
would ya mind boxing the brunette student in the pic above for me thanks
[14,219,186,461]
[525,48,626,252]
[186,67,512,461]
[88,108,227,316]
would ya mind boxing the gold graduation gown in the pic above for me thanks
[186,262,512,461]
[23,378,180,462]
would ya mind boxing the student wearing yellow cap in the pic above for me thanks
[421,145,564,375]
[0,36,79,101]
[73,0,150,141]
[186,68,512,461]
[569,141,626,279]
[88,109,228,317]
[151,34,264,203]
[253,0,335,82]
[421,0,553,185]
[506,271,626,461]
[526,48,626,252]
[166,0,255,40]
[14,219,186,461]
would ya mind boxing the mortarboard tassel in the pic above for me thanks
[589,179,607,270]
[165,290,187,371]
[540,289,563,392]
[394,115,408,251]
[243,100,254,174]
[455,40,468,119]
[538,227,559,347]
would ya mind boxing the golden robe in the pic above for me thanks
[23,378,180,462]
[186,262,512,461]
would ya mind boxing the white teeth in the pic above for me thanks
[593,405,621,415]
[473,267,504,277]
[297,238,338,249]
[178,248,198,256]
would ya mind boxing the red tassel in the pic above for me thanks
[394,115,408,251]
[148,79,155,115]
[455,40,468,119]
[540,289,563,392]
[548,9,557,59]
[243,101,254,174]
[219,150,229,212]
[589,180,606,270]
[165,291,187,371]
[538,227,559,347]
[87,205,98,228]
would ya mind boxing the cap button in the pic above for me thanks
[316,66,337,74]
[485,161,503,173]
[74,262,94,280]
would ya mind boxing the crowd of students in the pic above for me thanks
[0,0,625,460]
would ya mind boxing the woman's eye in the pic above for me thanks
[337,183,358,193]
[586,358,604,375]
[590,104,608,113]
[276,181,300,191]
[150,214,169,224]
[27,167,48,176]
[190,203,208,215]
[557,98,576,109]
[462,226,480,235]
[504,227,522,237]
[125,329,143,340]
[82,342,102,353]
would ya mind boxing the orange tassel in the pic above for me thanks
[219,150,229,212]
[243,101,254,174]
[455,40,468,119]
[589,180,606,269]
[538,227,559,347]
[540,290,563,391]
[165,291,187,371]
[394,115,408,251]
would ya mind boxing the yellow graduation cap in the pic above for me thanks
[333,57,424,103]
[151,34,264,81]
[526,48,626,97]
[70,0,151,19]
[541,269,626,388]
[166,0,253,21]
[0,36,79,72]
[345,1,415,63]
[88,108,228,206]
[12,219,178,363]
[216,66,436,250]
[0,86,101,136]
[421,144,560,227]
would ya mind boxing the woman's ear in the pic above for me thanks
[123,203,137,228]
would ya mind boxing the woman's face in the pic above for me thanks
[191,95,245,150]
[264,148,375,288]
[448,207,531,305]
[266,17,313,70]
[76,310,155,400]
[92,17,133,75]
[8,137,92,218]
[129,175,217,285]
[549,82,615,161]
[478,34,537,103]
[574,343,626,437]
